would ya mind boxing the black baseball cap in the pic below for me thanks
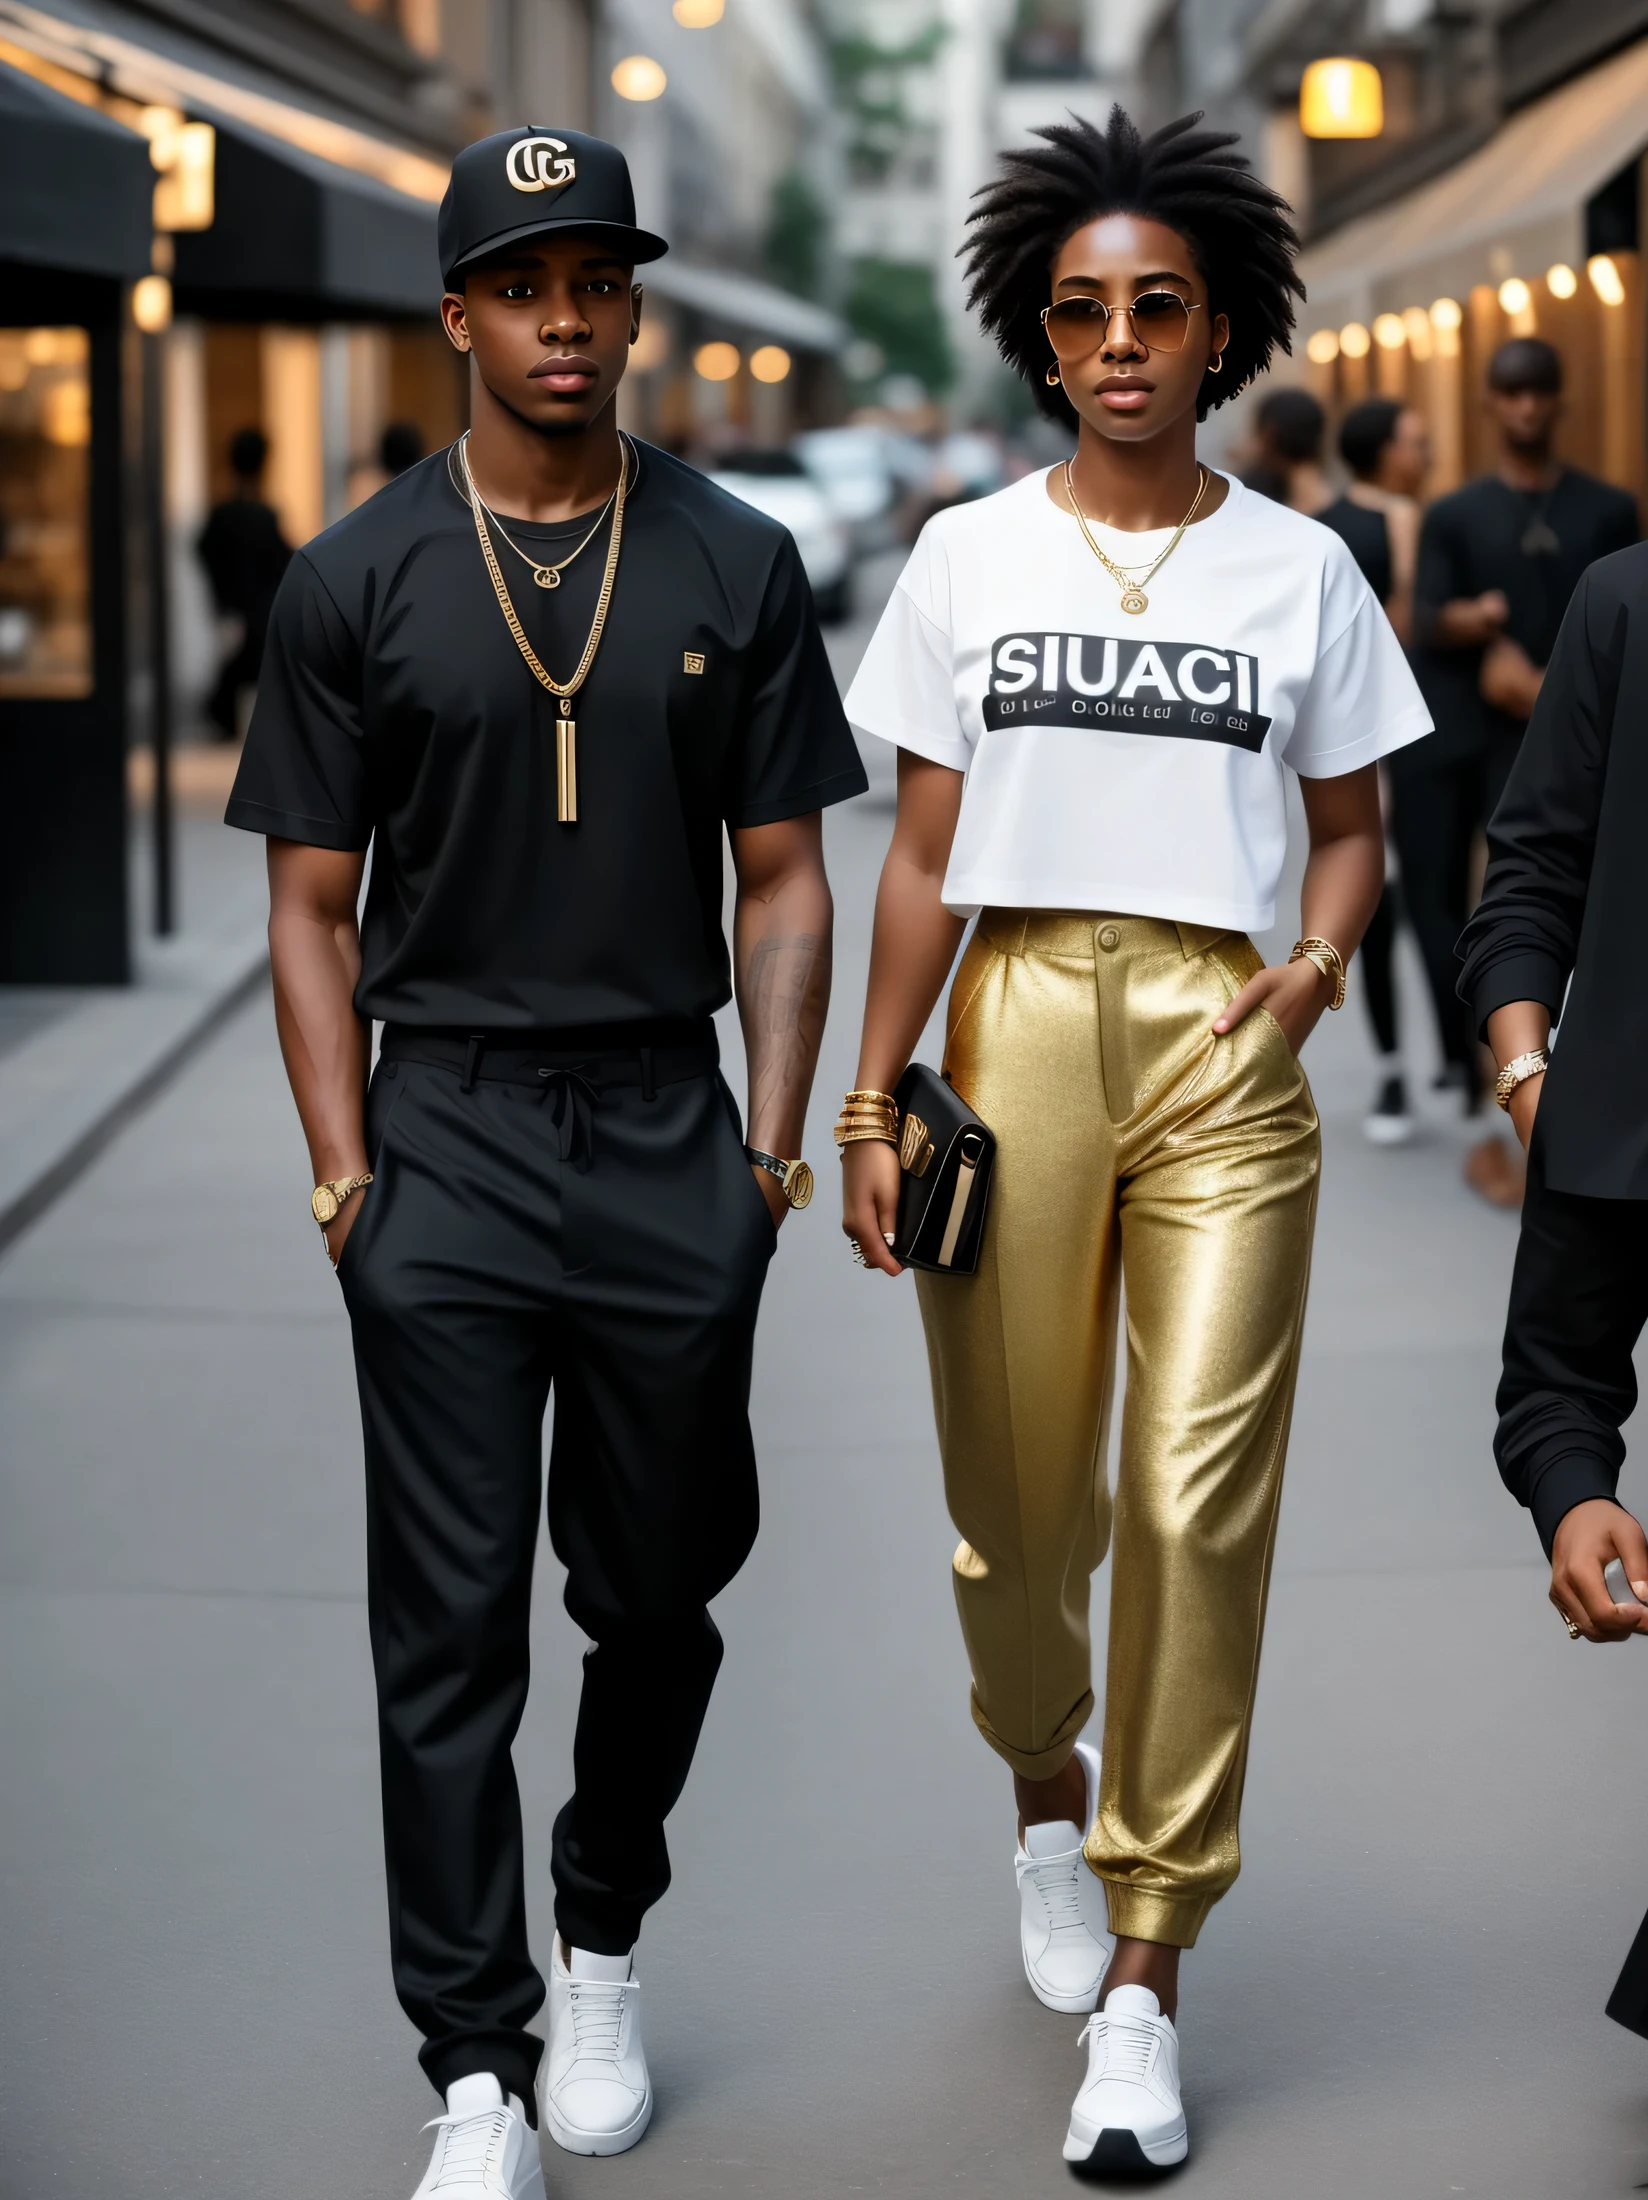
[439,126,668,289]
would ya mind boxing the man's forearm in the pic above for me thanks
[734,870,833,1157]
[271,907,370,1178]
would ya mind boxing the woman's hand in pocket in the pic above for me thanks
[1213,956,1332,1056]
[842,1139,903,1276]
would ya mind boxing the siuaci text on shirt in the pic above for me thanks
[982,631,1271,753]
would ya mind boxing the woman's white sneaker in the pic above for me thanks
[411,2073,544,2199]
[538,1941,652,2157]
[1062,1984,1188,2175]
[1016,1739,1112,2012]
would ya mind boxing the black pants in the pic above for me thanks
[1357,881,1399,1058]
[206,613,268,740]
[1388,732,1520,1085]
[337,1028,774,2103]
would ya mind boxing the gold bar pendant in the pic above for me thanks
[556,716,577,824]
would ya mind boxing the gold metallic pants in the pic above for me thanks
[916,912,1320,1948]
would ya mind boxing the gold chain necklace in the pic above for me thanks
[456,431,631,823]
[463,459,619,590]
[1063,461,1210,615]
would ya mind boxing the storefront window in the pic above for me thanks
[0,327,92,698]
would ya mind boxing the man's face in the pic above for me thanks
[1488,382,1561,454]
[440,234,641,435]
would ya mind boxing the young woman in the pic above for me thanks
[1317,397,1431,1143]
[839,111,1430,2177]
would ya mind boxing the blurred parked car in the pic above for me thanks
[707,450,853,623]
[795,424,935,551]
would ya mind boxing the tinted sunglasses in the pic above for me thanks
[1040,290,1204,358]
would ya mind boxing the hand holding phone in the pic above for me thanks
[1605,1558,1645,1609]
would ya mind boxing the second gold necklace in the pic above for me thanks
[1064,461,1210,615]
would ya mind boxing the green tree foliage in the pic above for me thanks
[845,257,954,394]
[764,168,828,300]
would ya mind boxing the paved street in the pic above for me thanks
[5,553,1648,2198]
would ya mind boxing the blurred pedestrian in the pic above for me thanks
[1405,337,1636,1205]
[196,426,291,743]
[226,126,864,2195]
[1241,385,1329,512]
[841,107,1428,2179]
[1317,397,1429,1143]
[1456,535,1648,2030]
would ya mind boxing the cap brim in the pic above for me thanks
[445,216,669,287]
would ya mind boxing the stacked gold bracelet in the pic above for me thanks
[834,1088,900,1149]
[1289,935,1347,1011]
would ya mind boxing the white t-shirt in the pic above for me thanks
[844,469,1432,930]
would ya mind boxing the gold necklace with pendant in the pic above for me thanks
[1064,461,1210,614]
[469,473,619,589]
[457,431,630,824]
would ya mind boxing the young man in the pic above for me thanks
[1405,337,1636,1201]
[1456,533,1648,2031]
[225,126,864,2198]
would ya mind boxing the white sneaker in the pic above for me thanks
[412,2073,544,2198]
[538,1941,652,2157]
[1062,1984,1188,2174]
[1016,1739,1112,2013]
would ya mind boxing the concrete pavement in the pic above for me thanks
[4,559,1648,2197]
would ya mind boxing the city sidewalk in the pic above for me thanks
[0,747,267,1249]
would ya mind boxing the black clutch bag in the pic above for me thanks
[891,1063,996,1275]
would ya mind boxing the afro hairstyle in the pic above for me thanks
[963,106,1304,428]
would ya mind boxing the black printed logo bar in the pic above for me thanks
[983,633,1271,753]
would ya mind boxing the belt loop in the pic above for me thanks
[640,1045,655,1102]
[461,1033,484,1093]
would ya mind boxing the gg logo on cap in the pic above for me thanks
[506,137,577,194]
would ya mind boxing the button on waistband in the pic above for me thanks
[1098,924,1121,952]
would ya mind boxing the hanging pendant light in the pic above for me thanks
[1300,58,1384,139]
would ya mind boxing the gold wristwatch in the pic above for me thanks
[745,1148,814,1209]
[311,1173,373,1229]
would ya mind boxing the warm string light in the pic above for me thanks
[1588,254,1626,306]
[1372,313,1405,350]
[1546,263,1578,299]
[750,345,792,384]
[611,54,667,101]
[1305,329,1339,365]
[1338,321,1371,359]
[694,341,740,382]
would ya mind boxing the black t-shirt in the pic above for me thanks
[1411,468,1637,760]
[226,443,866,1030]
[1317,495,1391,606]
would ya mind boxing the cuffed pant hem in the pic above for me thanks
[424,2033,543,2115]
[969,1684,1094,1781]
[552,1900,642,1960]
[1096,1881,1214,1949]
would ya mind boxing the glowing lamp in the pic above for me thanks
[1429,297,1463,332]
[673,0,724,21]
[1402,306,1432,360]
[1300,58,1383,139]
[1546,263,1578,300]
[611,55,667,101]
[694,341,740,382]
[132,275,173,333]
[1338,321,1371,359]
[1372,313,1406,350]
[1305,329,1339,365]
[750,345,791,384]
[1588,254,1626,307]
[1497,277,1531,316]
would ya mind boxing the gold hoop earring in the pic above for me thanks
[1046,363,1061,386]
[1208,353,1224,374]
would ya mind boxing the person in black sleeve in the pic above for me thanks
[1406,336,1636,1205]
[226,126,865,2199]
[1317,396,1429,1144]
[1456,539,1648,2039]
[197,426,291,742]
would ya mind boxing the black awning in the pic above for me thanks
[172,117,441,321]
[0,63,152,281]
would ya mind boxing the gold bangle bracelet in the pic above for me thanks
[1288,936,1346,1012]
